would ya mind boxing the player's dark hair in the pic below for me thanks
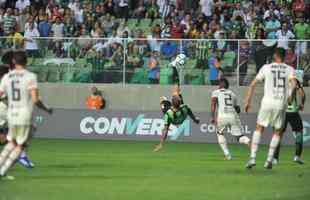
[172,95,182,109]
[274,48,286,62]
[219,78,229,89]
[1,50,14,69]
[13,50,27,66]
[171,95,184,120]
[0,65,9,78]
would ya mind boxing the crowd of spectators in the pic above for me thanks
[0,0,309,85]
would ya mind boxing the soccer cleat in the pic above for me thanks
[0,175,15,181]
[272,159,279,165]
[293,156,304,165]
[224,154,232,160]
[18,157,35,169]
[264,161,273,169]
[246,158,256,169]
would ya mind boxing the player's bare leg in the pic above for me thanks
[246,125,264,169]
[0,141,15,167]
[216,133,231,160]
[264,129,282,169]
[154,125,169,152]
[0,143,22,177]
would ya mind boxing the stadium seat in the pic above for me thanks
[160,67,173,85]
[47,67,61,82]
[74,69,92,83]
[184,68,205,85]
[75,59,88,68]
[37,67,49,82]
[222,51,236,71]
[130,68,145,84]
[159,59,170,68]
[62,67,76,83]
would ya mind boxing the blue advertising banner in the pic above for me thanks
[33,109,310,146]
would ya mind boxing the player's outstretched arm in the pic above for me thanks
[31,89,53,115]
[187,106,200,124]
[211,97,217,124]
[296,81,306,111]
[244,79,257,113]
[153,125,169,152]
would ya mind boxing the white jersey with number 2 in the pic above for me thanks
[212,88,238,119]
[0,69,37,125]
[256,63,295,110]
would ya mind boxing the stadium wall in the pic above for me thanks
[39,83,310,113]
[35,84,310,146]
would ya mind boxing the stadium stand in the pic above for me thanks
[0,0,309,85]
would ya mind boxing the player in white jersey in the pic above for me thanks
[0,53,37,169]
[245,48,297,169]
[211,78,250,160]
[0,51,52,178]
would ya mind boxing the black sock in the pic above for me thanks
[274,143,281,160]
[295,132,303,157]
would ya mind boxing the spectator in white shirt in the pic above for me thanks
[24,22,40,58]
[15,0,30,12]
[276,22,295,50]
[51,17,65,57]
[200,0,213,21]
[74,3,84,24]
[68,0,80,13]
[51,17,64,38]
[24,16,38,32]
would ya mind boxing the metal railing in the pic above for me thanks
[0,37,309,86]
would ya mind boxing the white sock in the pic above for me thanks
[267,134,280,162]
[239,135,250,145]
[217,134,230,157]
[20,150,27,158]
[250,131,261,159]
[0,142,15,167]
[0,147,22,176]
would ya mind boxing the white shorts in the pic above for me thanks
[8,109,32,126]
[257,107,286,130]
[217,116,242,136]
[7,125,31,145]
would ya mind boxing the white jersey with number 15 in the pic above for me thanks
[0,69,38,125]
[256,63,295,110]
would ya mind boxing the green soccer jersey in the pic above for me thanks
[294,23,310,39]
[287,93,299,113]
[164,105,189,126]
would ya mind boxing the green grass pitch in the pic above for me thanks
[0,139,309,200]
